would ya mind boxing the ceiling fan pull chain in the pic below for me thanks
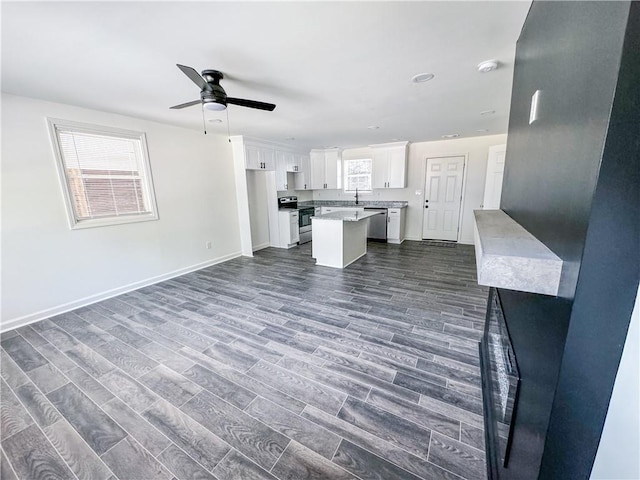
[226,108,231,142]
[201,105,207,135]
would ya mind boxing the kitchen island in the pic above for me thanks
[311,210,382,268]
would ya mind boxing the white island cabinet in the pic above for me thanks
[312,210,382,268]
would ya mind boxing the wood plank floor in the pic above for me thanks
[1,241,488,480]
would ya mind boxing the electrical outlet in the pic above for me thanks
[415,190,422,196]
[206,241,212,249]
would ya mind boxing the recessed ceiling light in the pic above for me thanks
[442,134,460,139]
[480,110,496,116]
[477,60,499,73]
[476,129,489,132]
[367,125,380,130]
[285,137,295,141]
[207,119,222,123]
[391,138,399,141]
[411,73,435,83]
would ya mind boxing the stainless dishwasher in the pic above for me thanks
[364,208,388,241]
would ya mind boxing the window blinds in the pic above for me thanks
[55,128,152,221]
[344,158,372,191]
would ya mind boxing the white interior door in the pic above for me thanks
[422,156,465,241]
[482,144,507,209]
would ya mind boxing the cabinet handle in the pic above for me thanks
[304,184,307,189]
[285,184,288,190]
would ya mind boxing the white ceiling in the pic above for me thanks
[1,1,531,150]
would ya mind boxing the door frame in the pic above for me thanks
[482,144,507,210]
[422,154,469,242]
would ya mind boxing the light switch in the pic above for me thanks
[529,90,542,124]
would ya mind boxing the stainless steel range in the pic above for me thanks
[277,196,315,245]
[298,206,315,244]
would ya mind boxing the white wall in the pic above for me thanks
[1,94,242,330]
[312,134,507,243]
[591,285,640,479]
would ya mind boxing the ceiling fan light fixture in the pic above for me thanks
[203,100,227,111]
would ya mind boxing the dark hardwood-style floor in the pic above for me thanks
[1,241,488,480]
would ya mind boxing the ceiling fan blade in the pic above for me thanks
[176,64,211,91]
[226,97,276,111]
[169,100,202,109]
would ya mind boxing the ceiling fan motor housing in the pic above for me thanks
[201,69,224,84]
[200,72,227,107]
[171,64,276,112]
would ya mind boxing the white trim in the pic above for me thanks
[46,117,159,230]
[252,242,270,252]
[0,251,242,333]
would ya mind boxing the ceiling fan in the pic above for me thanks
[170,64,276,112]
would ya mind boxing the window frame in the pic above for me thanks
[47,118,159,230]
[342,157,373,193]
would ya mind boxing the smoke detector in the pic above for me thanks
[477,60,499,73]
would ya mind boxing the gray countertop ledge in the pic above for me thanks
[312,210,383,222]
[298,200,408,208]
[473,209,563,296]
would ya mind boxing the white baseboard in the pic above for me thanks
[404,235,474,245]
[252,242,270,252]
[0,251,242,333]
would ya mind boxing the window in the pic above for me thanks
[343,158,372,192]
[48,119,158,229]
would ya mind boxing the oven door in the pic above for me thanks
[299,208,314,228]
[298,208,314,244]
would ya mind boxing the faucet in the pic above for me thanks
[355,188,359,205]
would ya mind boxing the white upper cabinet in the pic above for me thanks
[310,148,341,190]
[371,141,408,189]
[310,150,326,190]
[285,152,299,172]
[324,149,340,190]
[294,154,311,190]
[275,151,289,191]
[245,144,275,170]
[245,144,262,170]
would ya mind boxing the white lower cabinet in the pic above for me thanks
[278,210,299,248]
[387,208,406,244]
